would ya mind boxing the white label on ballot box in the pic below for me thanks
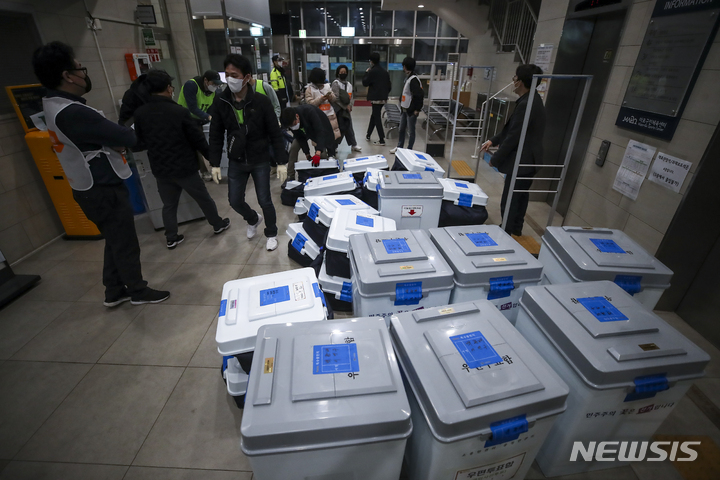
[401,205,423,217]
[293,282,306,301]
[455,452,526,480]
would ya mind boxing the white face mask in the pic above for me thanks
[207,84,218,93]
[227,76,245,93]
[290,122,300,131]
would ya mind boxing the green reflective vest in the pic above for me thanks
[270,68,286,91]
[177,78,214,119]
[234,81,267,124]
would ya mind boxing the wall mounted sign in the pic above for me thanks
[615,0,720,140]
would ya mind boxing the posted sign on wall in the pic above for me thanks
[615,0,720,140]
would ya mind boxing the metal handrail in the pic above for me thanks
[488,0,538,64]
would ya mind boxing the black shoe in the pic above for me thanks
[366,135,371,142]
[214,218,231,234]
[103,289,131,307]
[131,288,171,305]
[167,234,184,249]
[374,140,386,146]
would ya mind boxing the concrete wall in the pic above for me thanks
[0,0,199,263]
[565,0,720,255]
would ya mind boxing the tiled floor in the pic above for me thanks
[1,106,719,479]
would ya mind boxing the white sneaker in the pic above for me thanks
[266,236,278,251]
[352,146,362,152]
[247,213,263,239]
[390,147,398,154]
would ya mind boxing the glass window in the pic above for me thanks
[372,6,392,37]
[393,11,414,37]
[289,3,302,36]
[414,38,435,61]
[459,39,469,53]
[349,3,370,36]
[435,39,457,62]
[438,18,457,38]
[415,11,437,37]
[326,3,348,37]
[303,3,326,37]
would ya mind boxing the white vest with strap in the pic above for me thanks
[401,74,420,109]
[43,96,131,191]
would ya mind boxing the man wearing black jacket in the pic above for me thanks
[480,64,545,236]
[209,54,288,252]
[280,104,336,182]
[33,41,169,306]
[390,57,423,154]
[362,52,391,146]
[134,70,230,249]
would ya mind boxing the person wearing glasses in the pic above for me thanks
[480,64,545,237]
[33,41,170,306]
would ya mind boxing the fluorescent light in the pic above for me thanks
[418,4,425,7]
[341,27,355,36]
[251,23,263,28]
[250,26,262,36]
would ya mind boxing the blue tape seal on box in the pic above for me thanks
[488,276,514,300]
[395,281,422,305]
[416,153,428,160]
[335,198,356,206]
[402,173,423,180]
[383,238,411,254]
[485,415,528,447]
[424,166,435,172]
[260,285,290,306]
[450,330,502,369]
[312,282,326,307]
[614,274,643,296]
[291,232,308,253]
[308,203,320,222]
[458,193,473,207]
[578,296,629,322]
[313,343,359,374]
[219,299,227,317]
[624,374,669,402]
[590,238,626,254]
[454,182,469,189]
[323,175,338,180]
[340,281,353,302]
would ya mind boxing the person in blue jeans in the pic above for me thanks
[390,57,424,154]
[208,54,288,251]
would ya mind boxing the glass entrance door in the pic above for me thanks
[388,43,412,97]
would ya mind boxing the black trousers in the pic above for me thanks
[366,103,385,142]
[156,173,224,239]
[500,174,533,235]
[228,161,277,237]
[73,184,147,298]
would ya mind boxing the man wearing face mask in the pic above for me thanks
[33,41,170,306]
[479,64,545,237]
[390,57,423,154]
[208,54,288,252]
[134,70,230,249]
[280,104,337,183]
[177,70,222,124]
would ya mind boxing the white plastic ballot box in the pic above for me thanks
[303,171,357,197]
[515,281,709,477]
[390,301,569,480]
[377,171,443,230]
[430,225,543,323]
[394,148,445,178]
[240,317,412,480]
[539,226,673,309]
[215,268,327,356]
[348,229,454,322]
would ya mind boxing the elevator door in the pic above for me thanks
[540,10,626,216]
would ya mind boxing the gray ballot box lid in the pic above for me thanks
[377,171,443,199]
[240,317,412,455]
[520,281,710,390]
[542,226,673,288]
[430,225,543,287]
[348,229,454,298]
[390,301,569,443]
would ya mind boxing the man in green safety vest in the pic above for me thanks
[248,74,281,122]
[177,70,222,124]
[270,54,289,113]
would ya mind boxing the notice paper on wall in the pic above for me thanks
[648,152,691,193]
[612,140,656,201]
